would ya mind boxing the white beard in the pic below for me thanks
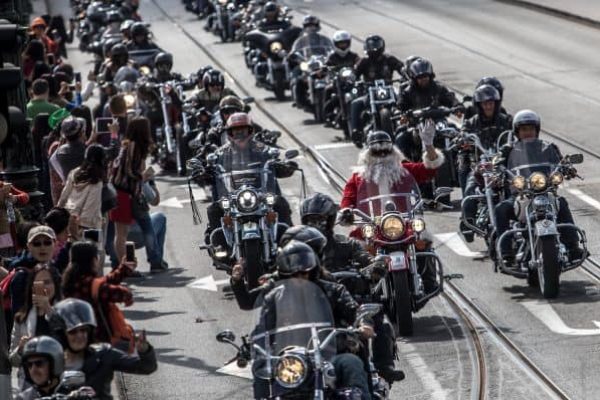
[354,147,410,189]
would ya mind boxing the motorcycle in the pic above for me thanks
[216,278,390,399]
[189,148,302,289]
[295,54,329,123]
[324,67,358,138]
[341,176,447,336]
[244,25,302,100]
[355,79,403,141]
[495,154,588,298]
[458,132,507,248]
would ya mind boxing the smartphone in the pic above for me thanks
[74,72,82,83]
[83,229,100,243]
[33,281,45,296]
[143,166,155,178]
[126,241,136,262]
[95,118,112,133]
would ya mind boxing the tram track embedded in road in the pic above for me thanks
[154,2,582,398]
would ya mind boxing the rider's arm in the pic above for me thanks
[401,148,445,183]
[340,173,359,209]
[438,83,458,108]
[349,238,372,268]
[389,55,404,76]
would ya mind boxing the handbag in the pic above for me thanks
[101,183,118,214]
[130,192,149,220]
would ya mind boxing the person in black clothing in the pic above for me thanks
[50,298,157,400]
[493,110,584,266]
[398,57,457,113]
[256,1,291,31]
[349,35,404,146]
[125,22,160,51]
[250,241,373,399]
[326,30,359,70]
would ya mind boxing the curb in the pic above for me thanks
[495,0,600,29]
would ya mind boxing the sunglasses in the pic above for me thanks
[31,240,54,248]
[26,359,49,369]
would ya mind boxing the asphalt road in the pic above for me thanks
[42,0,600,398]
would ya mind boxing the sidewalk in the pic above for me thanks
[498,0,600,26]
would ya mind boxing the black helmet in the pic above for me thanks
[302,15,320,30]
[277,240,319,277]
[280,225,327,257]
[155,52,173,73]
[219,95,244,114]
[264,1,278,14]
[203,69,224,88]
[476,76,504,100]
[120,19,135,34]
[22,336,65,385]
[512,109,540,138]
[366,130,393,157]
[106,10,123,24]
[408,58,434,80]
[130,22,148,38]
[300,193,338,233]
[110,43,129,66]
[103,37,122,58]
[473,84,500,117]
[364,35,385,59]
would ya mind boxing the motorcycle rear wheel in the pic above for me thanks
[536,236,560,298]
[379,108,394,136]
[390,270,413,337]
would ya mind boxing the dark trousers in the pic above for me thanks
[350,95,368,133]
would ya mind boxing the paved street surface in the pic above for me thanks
[34,0,600,398]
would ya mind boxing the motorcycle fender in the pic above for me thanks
[535,220,558,237]
[388,251,408,271]
[241,221,261,240]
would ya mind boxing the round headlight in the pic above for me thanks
[270,41,283,54]
[412,218,426,233]
[300,62,309,72]
[265,193,276,206]
[124,94,136,108]
[550,172,563,186]
[275,355,307,388]
[381,215,404,240]
[221,198,230,210]
[512,175,526,190]
[529,172,547,191]
[361,224,376,239]
[377,89,388,100]
[237,190,258,211]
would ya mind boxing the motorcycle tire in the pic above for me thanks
[313,90,325,123]
[273,81,286,101]
[379,108,394,136]
[390,270,413,337]
[243,239,264,290]
[536,236,560,298]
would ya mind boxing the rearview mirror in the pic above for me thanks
[462,95,473,103]
[567,154,583,164]
[284,149,299,160]
[216,330,236,343]
[242,96,254,104]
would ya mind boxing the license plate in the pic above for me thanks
[388,251,407,271]
[243,222,258,231]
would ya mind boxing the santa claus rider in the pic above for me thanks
[339,120,444,294]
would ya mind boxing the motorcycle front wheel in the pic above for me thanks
[243,239,264,289]
[536,236,560,298]
[390,270,413,337]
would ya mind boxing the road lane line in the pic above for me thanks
[398,341,450,399]
[521,300,600,336]
[567,188,600,212]
[435,232,487,258]
[313,142,356,150]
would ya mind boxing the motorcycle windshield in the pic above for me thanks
[129,49,162,68]
[295,45,332,58]
[214,145,277,196]
[510,162,554,178]
[251,278,336,380]
[357,169,421,217]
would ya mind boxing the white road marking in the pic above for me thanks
[216,360,253,380]
[521,300,600,336]
[188,275,230,292]
[398,341,450,399]
[567,188,600,212]
[159,197,185,208]
[313,142,356,150]
[434,232,487,258]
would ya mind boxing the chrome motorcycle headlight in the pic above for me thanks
[124,94,136,108]
[412,218,426,233]
[529,172,547,191]
[361,224,376,239]
[550,172,564,186]
[381,215,404,240]
[265,193,276,206]
[275,355,307,388]
[270,41,283,54]
[377,88,388,100]
[237,190,258,212]
[221,198,231,210]
[512,175,526,190]
[300,61,309,72]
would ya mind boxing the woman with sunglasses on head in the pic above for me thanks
[9,264,61,390]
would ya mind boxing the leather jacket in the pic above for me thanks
[399,80,457,112]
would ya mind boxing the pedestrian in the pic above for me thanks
[54,116,87,182]
[108,117,152,262]
[26,79,60,120]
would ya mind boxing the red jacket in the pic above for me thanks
[341,161,438,216]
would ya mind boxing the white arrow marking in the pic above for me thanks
[434,232,486,258]
[159,197,184,208]
[187,275,230,292]
[521,300,600,336]
[216,360,253,380]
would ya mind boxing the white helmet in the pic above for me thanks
[332,30,352,57]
